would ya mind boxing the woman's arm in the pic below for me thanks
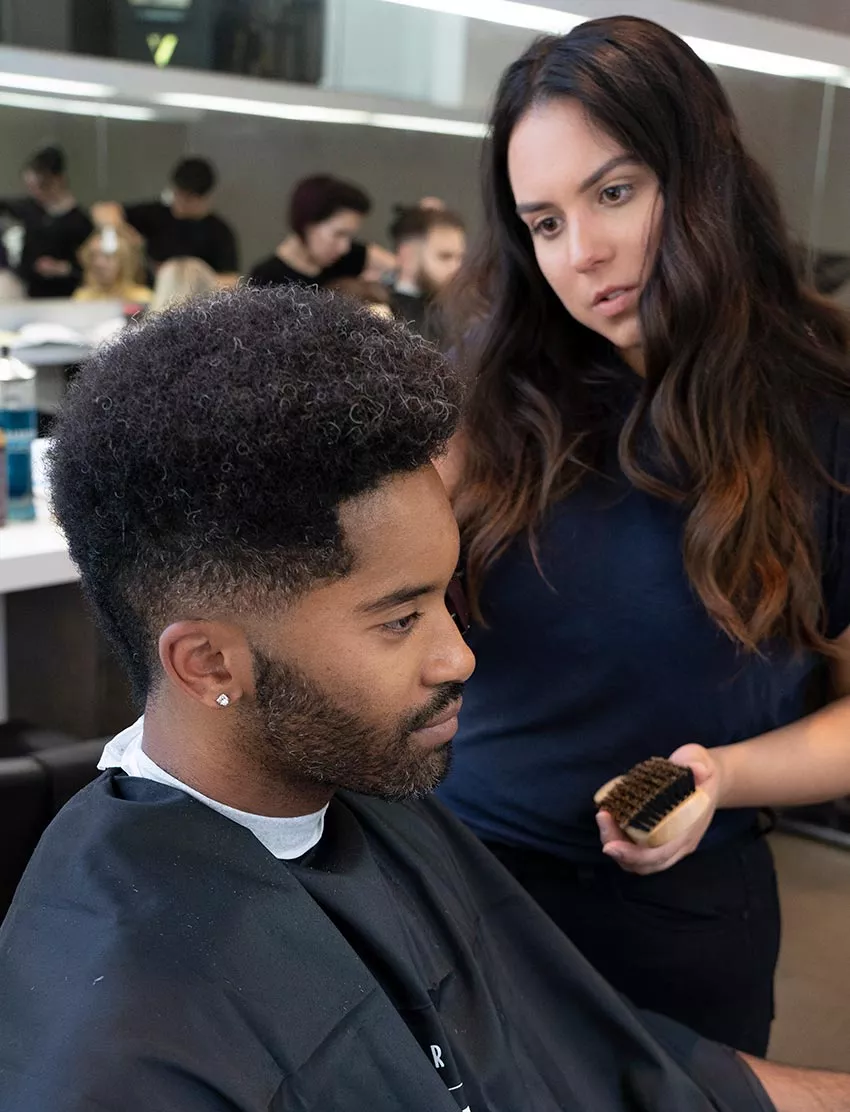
[741,1054,850,1112]
[598,626,850,874]
[714,626,850,809]
[361,242,396,282]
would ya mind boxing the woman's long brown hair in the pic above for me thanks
[452,16,850,654]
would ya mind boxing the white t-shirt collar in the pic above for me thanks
[98,717,326,860]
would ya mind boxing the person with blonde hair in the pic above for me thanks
[74,226,151,306]
[325,275,393,318]
[149,256,219,312]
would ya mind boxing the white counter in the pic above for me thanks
[0,520,78,594]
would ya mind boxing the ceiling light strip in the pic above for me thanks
[378,0,850,84]
[157,93,487,136]
[0,72,115,97]
[0,92,155,120]
[376,0,580,33]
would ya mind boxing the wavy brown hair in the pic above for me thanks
[453,15,850,654]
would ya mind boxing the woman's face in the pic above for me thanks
[89,247,121,288]
[508,98,662,371]
[304,209,364,270]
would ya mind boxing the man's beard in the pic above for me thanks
[236,649,463,802]
[415,264,444,301]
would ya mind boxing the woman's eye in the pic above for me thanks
[383,612,422,635]
[531,216,561,238]
[600,183,633,205]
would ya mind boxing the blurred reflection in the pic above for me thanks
[66,0,323,84]
[74,227,152,308]
[0,146,92,299]
[149,256,219,312]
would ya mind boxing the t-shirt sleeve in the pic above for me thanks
[638,1010,776,1111]
[820,413,850,639]
[248,257,278,286]
[123,202,159,239]
[0,196,33,222]
[71,209,94,245]
[211,220,239,273]
[67,210,94,280]
[320,241,368,283]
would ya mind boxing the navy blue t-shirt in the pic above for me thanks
[438,388,850,863]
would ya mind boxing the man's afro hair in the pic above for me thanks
[49,283,461,695]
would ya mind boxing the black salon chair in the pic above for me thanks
[0,756,51,916]
[0,739,105,921]
[34,739,105,812]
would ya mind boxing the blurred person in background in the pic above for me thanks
[0,239,24,300]
[149,256,219,313]
[0,145,93,298]
[249,174,394,289]
[92,158,239,283]
[74,226,152,308]
[325,275,394,318]
[437,16,850,1058]
[389,206,466,345]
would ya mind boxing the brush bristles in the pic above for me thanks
[602,758,696,833]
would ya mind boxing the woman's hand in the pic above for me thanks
[34,256,72,278]
[596,744,723,875]
[90,201,126,229]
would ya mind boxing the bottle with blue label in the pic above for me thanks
[0,347,37,522]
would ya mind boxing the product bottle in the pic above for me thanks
[0,427,7,527]
[0,348,37,522]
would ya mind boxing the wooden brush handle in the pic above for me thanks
[594,777,712,849]
[626,788,712,848]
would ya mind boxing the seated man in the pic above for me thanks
[389,205,466,347]
[0,285,843,1110]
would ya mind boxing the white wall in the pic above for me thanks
[704,0,850,36]
[717,67,824,244]
[324,0,468,108]
[820,87,850,254]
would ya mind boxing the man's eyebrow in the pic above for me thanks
[515,155,640,216]
[357,584,441,614]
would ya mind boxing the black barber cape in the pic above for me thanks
[0,772,775,1111]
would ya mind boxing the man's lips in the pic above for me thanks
[411,700,463,746]
[417,700,463,730]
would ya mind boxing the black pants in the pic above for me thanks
[484,833,781,1056]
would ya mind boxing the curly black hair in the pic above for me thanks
[49,284,461,697]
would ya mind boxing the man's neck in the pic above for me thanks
[277,235,321,278]
[170,202,212,222]
[43,191,76,217]
[141,702,333,818]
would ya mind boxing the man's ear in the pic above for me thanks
[158,620,254,710]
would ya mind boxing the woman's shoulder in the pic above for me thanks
[247,255,278,277]
[125,285,153,303]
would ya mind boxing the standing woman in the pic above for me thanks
[438,16,850,1057]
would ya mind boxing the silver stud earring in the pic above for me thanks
[215,693,231,708]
